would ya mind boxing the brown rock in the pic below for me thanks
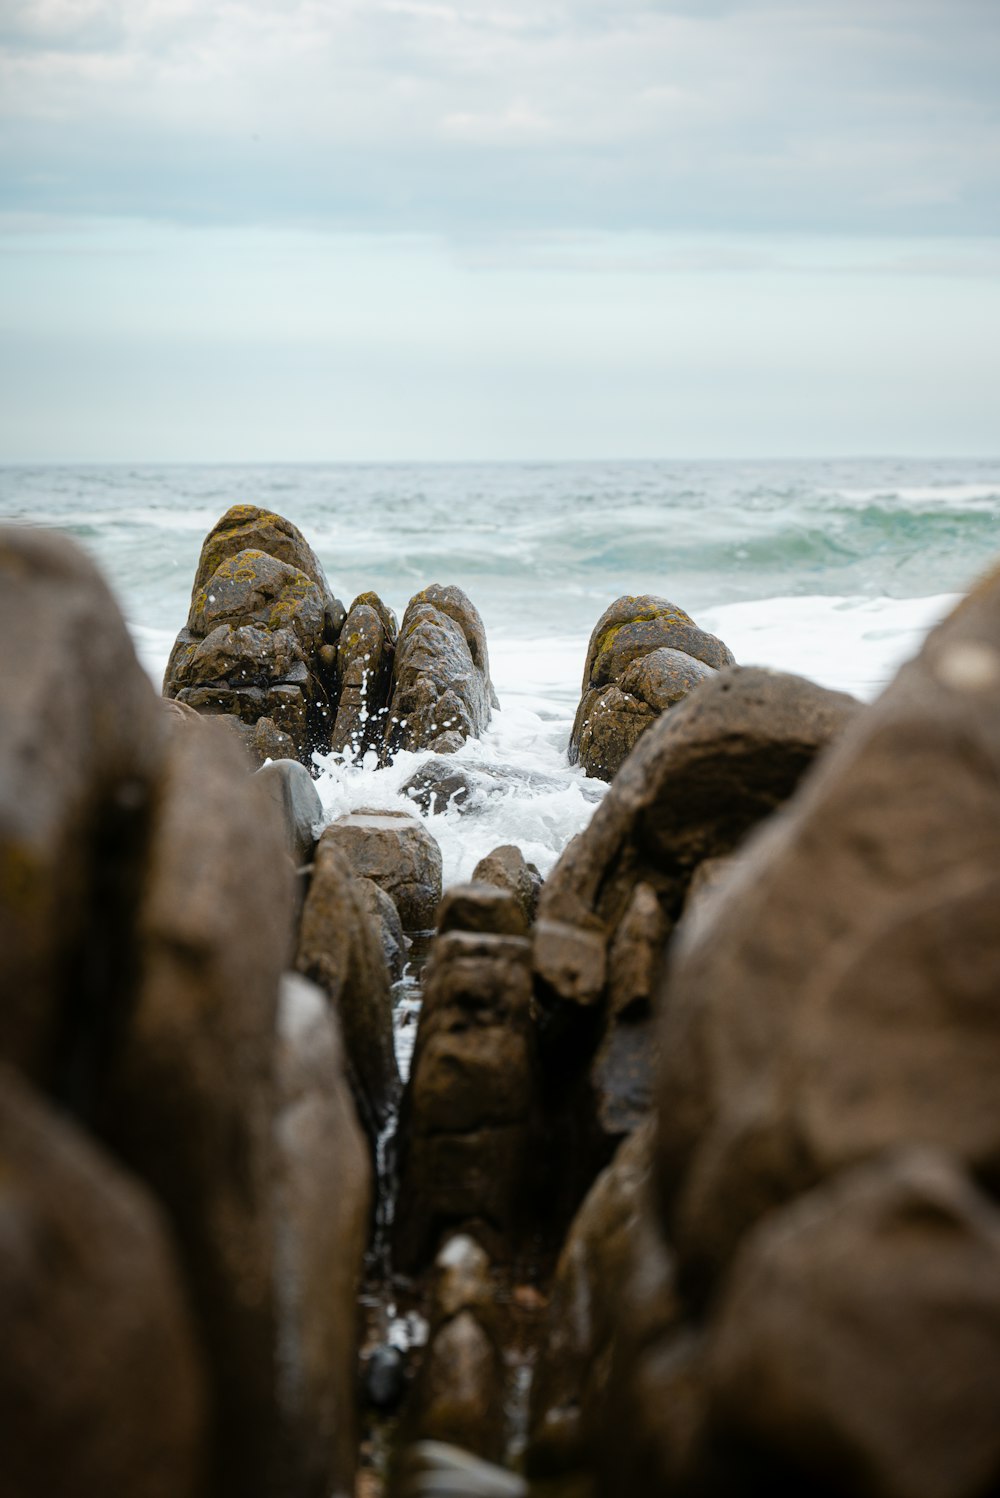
[354,874,409,982]
[190,503,340,614]
[254,757,323,867]
[0,1063,207,1498]
[437,882,530,939]
[296,838,400,1135]
[705,1151,1000,1498]
[273,975,372,1498]
[385,584,494,756]
[330,594,397,756]
[99,719,295,1498]
[657,580,1000,1297]
[320,809,443,931]
[0,527,166,1109]
[394,930,537,1271]
[472,843,541,923]
[409,1311,506,1462]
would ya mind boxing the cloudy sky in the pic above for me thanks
[1,0,998,460]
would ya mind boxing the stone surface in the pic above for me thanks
[0,527,166,1110]
[331,594,397,757]
[472,843,541,923]
[437,882,530,938]
[401,757,601,815]
[354,874,409,982]
[189,503,340,610]
[394,930,538,1271]
[99,719,295,1498]
[385,584,495,757]
[0,1062,207,1498]
[273,975,372,1498]
[408,1311,506,1462]
[705,1151,1000,1498]
[657,580,1000,1296]
[320,809,443,931]
[296,838,400,1135]
[254,757,323,867]
[569,595,734,780]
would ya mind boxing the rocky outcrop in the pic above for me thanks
[385,584,496,756]
[163,505,345,762]
[0,1063,208,1498]
[394,929,538,1272]
[273,975,372,1498]
[320,808,443,932]
[437,882,530,939]
[472,844,542,924]
[330,592,398,757]
[296,837,400,1135]
[0,527,166,1107]
[569,595,735,780]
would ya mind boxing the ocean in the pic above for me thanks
[4,457,998,886]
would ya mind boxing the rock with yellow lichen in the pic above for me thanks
[384,583,496,758]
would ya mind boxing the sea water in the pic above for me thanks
[4,457,998,883]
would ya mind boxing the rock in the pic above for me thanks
[657,580,1000,1297]
[99,719,295,1498]
[331,593,398,757]
[321,809,443,932]
[296,839,400,1135]
[395,1442,527,1498]
[394,930,538,1272]
[254,757,323,867]
[704,1151,1000,1498]
[472,844,541,923]
[366,1344,407,1411]
[354,875,409,982]
[385,584,495,757]
[0,1062,207,1498]
[409,1310,506,1462]
[569,596,734,780]
[402,757,602,816]
[437,882,530,939]
[273,974,372,1498]
[164,505,344,762]
[0,527,166,1110]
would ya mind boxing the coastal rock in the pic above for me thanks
[330,593,398,756]
[704,1151,1000,1498]
[273,975,372,1498]
[0,1063,207,1498]
[385,584,495,757]
[402,757,601,815]
[0,527,166,1106]
[437,882,530,939]
[657,579,1000,1297]
[394,930,538,1271]
[354,875,409,982]
[100,719,295,1498]
[569,595,734,781]
[254,757,323,867]
[472,843,541,923]
[296,838,400,1135]
[320,809,443,931]
[164,505,344,762]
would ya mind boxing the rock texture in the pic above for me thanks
[163,505,344,762]
[0,1063,208,1498]
[254,757,324,867]
[569,595,735,780]
[320,809,443,931]
[330,593,397,757]
[472,844,541,924]
[385,584,496,756]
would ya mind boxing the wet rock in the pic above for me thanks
[331,593,398,756]
[409,1310,506,1462]
[402,757,602,815]
[704,1151,1000,1498]
[657,581,1000,1297]
[254,757,323,867]
[0,1063,207,1498]
[366,1344,407,1412]
[385,584,495,757]
[472,843,541,923]
[273,974,372,1498]
[395,1442,527,1498]
[0,527,166,1108]
[394,930,538,1272]
[164,505,344,761]
[243,715,300,768]
[355,875,409,982]
[437,882,530,939]
[99,719,295,1498]
[296,838,400,1135]
[570,595,734,781]
[321,809,443,931]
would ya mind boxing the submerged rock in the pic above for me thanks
[321,808,443,932]
[570,594,734,781]
[385,584,495,757]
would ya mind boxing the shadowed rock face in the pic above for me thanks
[320,809,443,933]
[570,595,735,781]
[331,593,398,757]
[385,584,496,757]
[163,506,345,763]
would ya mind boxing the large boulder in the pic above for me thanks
[385,584,495,757]
[704,1151,1000,1498]
[320,809,443,932]
[569,595,734,780]
[472,844,542,925]
[657,577,1000,1297]
[330,593,398,757]
[163,506,344,762]
[99,718,296,1498]
[0,1063,208,1498]
[295,837,400,1135]
[254,757,324,867]
[0,528,166,1109]
[273,975,372,1498]
[394,930,538,1272]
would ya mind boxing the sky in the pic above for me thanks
[1,0,999,461]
